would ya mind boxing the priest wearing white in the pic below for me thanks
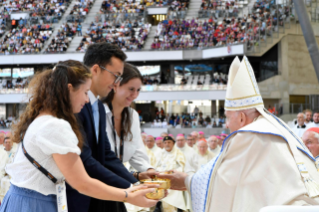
[186,134,195,148]
[175,134,198,174]
[207,135,221,156]
[308,112,319,128]
[145,135,162,156]
[155,137,164,149]
[190,131,199,151]
[159,56,319,212]
[155,136,186,212]
[292,113,308,138]
[196,139,215,170]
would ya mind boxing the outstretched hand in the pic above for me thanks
[138,169,159,180]
[126,185,159,208]
[157,170,188,191]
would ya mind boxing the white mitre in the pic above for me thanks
[225,56,319,197]
[225,56,263,111]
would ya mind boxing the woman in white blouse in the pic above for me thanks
[102,63,154,179]
[0,60,158,212]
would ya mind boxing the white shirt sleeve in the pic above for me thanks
[128,109,153,172]
[34,118,81,156]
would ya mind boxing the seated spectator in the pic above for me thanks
[45,23,74,52]
[76,20,150,52]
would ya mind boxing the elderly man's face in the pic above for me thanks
[164,140,174,152]
[208,136,218,150]
[186,136,194,147]
[146,136,155,149]
[141,134,147,145]
[313,113,319,123]
[191,132,199,143]
[306,112,312,122]
[0,133,4,145]
[4,138,12,151]
[199,134,204,139]
[198,141,208,156]
[155,139,164,149]
[225,110,242,133]
[297,113,305,126]
[176,136,186,148]
[302,131,319,157]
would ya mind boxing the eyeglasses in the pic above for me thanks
[99,65,123,84]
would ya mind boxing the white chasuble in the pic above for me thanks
[188,116,319,212]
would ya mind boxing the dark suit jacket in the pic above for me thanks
[66,100,138,212]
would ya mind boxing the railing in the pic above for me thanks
[0,84,226,94]
[141,84,227,92]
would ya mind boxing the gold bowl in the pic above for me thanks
[140,178,171,189]
[145,188,165,200]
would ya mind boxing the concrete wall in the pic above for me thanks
[257,34,319,113]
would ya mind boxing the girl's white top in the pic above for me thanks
[7,115,81,195]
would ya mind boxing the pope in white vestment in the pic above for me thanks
[155,136,187,212]
[160,56,319,212]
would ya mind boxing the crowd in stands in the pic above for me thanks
[152,106,225,128]
[199,0,240,18]
[3,0,68,16]
[0,23,52,54]
[45,23,76,53]
[67,0,94,22]
[142,76,160,85]
[0,77,30,89]
[99,0,189,16]
[151,17,251,50]
[76,20,150,52]
[0,116,15,128]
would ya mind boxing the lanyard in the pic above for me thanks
[109,103,124,162]
[21,141,57,184]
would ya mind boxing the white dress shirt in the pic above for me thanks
[88,90,99,143]
[104,104,152,172]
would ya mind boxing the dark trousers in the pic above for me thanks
[89,199,127,212]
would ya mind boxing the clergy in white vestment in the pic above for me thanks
[159,56,319,212]
[3,132,17,154]
[186,134,194,148]
[196,139,215,170]
[308,112,319,128]
[155,136,186,212]
[292,113,308,138]
[0,137,16,202]
[190,131,199,152]
[155,137,164,149]
[175,134,198,211]
[207,135,221,156]
[215,135,223,147]
[305,109,313,127]
[198,131,205,140]
[145,135,162,156]
[175,134,198,174]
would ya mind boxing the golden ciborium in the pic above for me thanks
[140,171,172,200]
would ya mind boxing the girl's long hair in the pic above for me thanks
[11,60,91,149]
[102,63,142,141]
